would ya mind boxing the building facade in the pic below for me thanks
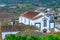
[19,10,55,32]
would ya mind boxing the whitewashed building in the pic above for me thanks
[19,10,55,32]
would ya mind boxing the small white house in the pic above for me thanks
[19,10,55,32]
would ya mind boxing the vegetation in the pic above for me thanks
[4,33,60,40]
[1,21,11,26]
[54,16,58,20]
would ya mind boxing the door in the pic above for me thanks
[35,23,41,29]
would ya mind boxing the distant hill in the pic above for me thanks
[0,0,60,7]
[0,0,60,19]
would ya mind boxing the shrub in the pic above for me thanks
[54,16,58,20]
[4,33,60,40]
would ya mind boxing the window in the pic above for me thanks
[35,23,41,29]
[24,19,26,23]
[44,20,47,27]
[29,20,30,24]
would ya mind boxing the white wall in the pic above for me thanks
[33,17,42,28]
[19,16,34,25]
[19,17,28,24]
[2,32,18,40]
[19,16,55,32]
[22,17,25,24]
[29,20,34,25]
[50,23,54,28]
[34,16,50,32]
[19,16,22,23]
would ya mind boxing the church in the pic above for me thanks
[19,10,55,32]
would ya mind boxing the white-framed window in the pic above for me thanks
[24,19,26,23]
[44,19,47,27]
[29,20,30,25]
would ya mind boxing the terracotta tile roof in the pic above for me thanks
[21,10,39,18]
[20,10,44,20]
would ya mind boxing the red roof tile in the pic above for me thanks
[21,10,39,19]
[20,10,44,20]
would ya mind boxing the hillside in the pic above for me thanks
[0,0,60,7]
[0,11,18,20]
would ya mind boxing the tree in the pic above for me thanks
[54,16,58,20]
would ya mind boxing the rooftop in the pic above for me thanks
[20,10,45,20]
